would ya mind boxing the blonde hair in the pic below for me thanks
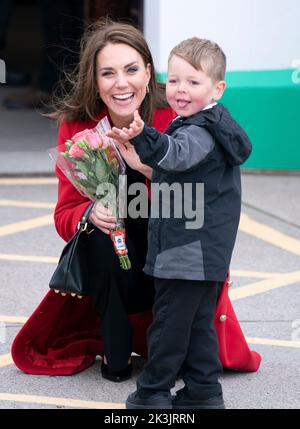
[49,18,167,124]
[169,37,226,82]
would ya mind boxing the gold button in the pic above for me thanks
[219,314,227,322]
[227,280,233,288]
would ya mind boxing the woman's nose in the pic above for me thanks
[115,73,128,88]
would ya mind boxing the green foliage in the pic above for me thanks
[94,158,111,182]
[119,255,131,270]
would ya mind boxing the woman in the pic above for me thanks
[11,19,261,381]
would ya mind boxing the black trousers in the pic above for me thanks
[137,278,223,399]
[87,226,154,371]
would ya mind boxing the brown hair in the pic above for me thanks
[169,37,226,82]
[49,18,168,124]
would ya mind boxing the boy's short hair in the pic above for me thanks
[169,37,226,82]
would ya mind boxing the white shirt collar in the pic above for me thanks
[202,102,217,111]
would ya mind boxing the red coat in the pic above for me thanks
[11,107,261,375]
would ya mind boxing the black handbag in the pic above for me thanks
[49,203,95,297]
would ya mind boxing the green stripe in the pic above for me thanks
[157,68,297,88]
[156,69,300,170]
[226,69,297,88]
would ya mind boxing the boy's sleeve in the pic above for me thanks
[130,124,215,173]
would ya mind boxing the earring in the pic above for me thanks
[146,84,150,94]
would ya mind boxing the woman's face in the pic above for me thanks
[96,43,151,128]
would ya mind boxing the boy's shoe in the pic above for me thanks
[126,391,173,409]
[172,389,225,409]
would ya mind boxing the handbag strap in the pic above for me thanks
[77,202,95,232]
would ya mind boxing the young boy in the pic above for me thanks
[107,37,252,409]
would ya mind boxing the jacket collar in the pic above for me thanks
[166,104,225,134]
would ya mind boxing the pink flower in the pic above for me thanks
[85,130,102,149]
[69,143,86,158]
[72,129,90,143]
[72,129,103,150]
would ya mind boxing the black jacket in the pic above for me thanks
[130,104,252,281]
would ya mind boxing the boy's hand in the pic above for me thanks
[106,110,144,144]
[127,110,144,138]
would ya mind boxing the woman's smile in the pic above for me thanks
[112,92,135,105]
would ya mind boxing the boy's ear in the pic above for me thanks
[213,81,226,101]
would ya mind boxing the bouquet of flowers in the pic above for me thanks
[49,116,131,270]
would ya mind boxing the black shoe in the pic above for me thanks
[101,361,133,383]
[126,391,172,409]
[172,389,225,409]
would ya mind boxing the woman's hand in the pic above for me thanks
[89,200,116,235]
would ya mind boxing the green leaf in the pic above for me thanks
[95,158,109,182]
[73,179,97,198]
[75,160,90,176]
[65,140,73,148]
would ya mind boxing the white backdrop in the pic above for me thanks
[144,0,300,72]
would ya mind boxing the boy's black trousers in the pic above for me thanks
[137,277,223,399]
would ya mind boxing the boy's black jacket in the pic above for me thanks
[130,104,252,281]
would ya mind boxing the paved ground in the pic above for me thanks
[0,85,299,410]
[0,87,56,175]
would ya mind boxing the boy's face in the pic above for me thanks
[166,55,224,117]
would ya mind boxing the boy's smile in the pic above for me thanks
[166,55,221,117]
